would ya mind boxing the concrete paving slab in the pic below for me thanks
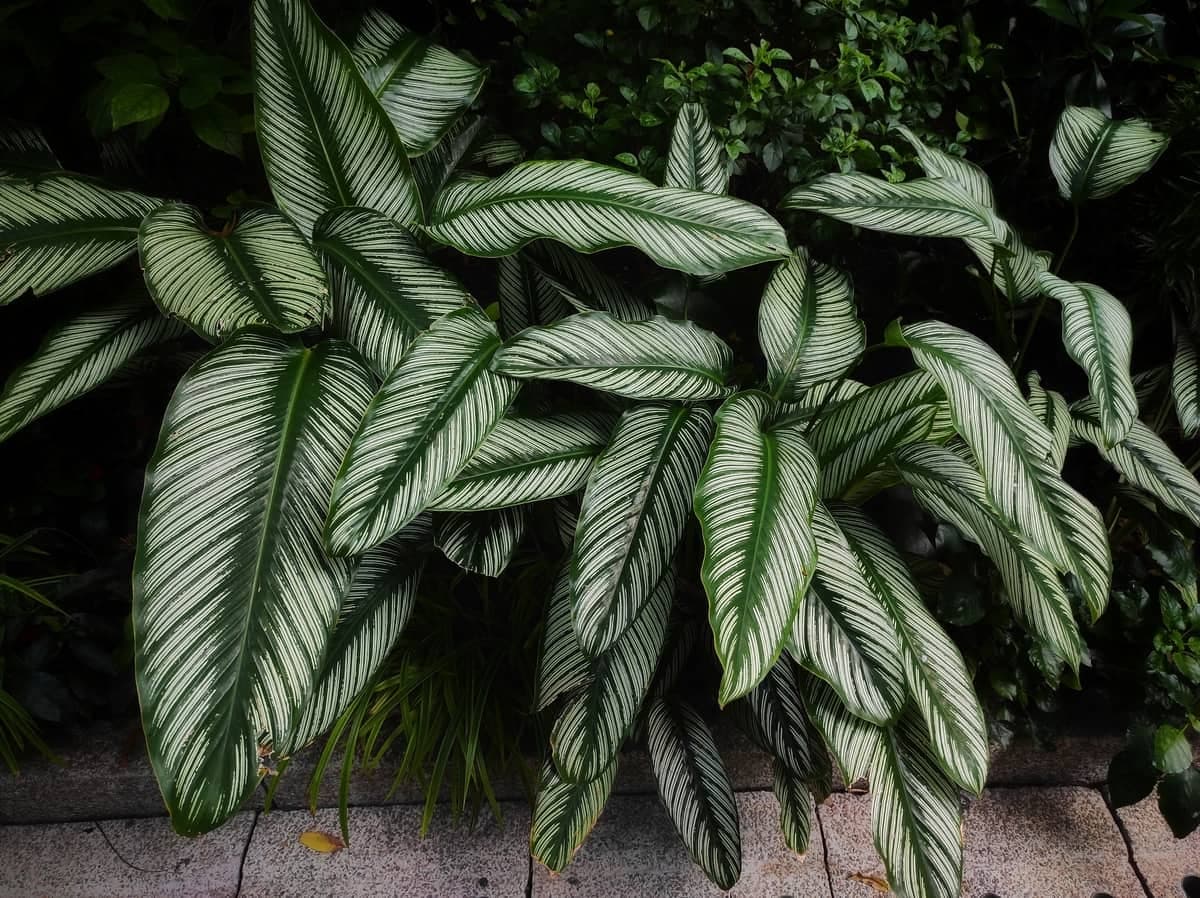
[987,732,1124,786]
[1115,792,1200,898]
[820,787,1145,898]
[238,803,531,898]
[530,791,829,897]
[0,811,255,898]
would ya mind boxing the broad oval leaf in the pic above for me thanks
[530,757,616,873]
[0,297,187,443]
[434,507,526,577]
[694,392,819,704]
[571,403,712,656]
[497,253,572,339]
[251,0,420,235]
[664,102,729,195]
[645,697,742,889]
[1037,272,1136,445]
[0,173,159,304]
[552,569,672,783]
[535,563,591,712]
[492,311,733,401]
[1173,323,1200,439]
[1027,372,1071,471]
[758,248,865,400]
[134,332,375,835]
[313,207,469,377]
[324,306,520,557]
[430,412,614,511]
[427,160,789,277]
[1050,105,1169,203]
[139,204,329,341]
[351,10,487,157]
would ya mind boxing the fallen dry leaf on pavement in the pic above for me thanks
[299,830,345,854]
[847,871,890,892]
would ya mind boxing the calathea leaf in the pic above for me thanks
[0,120,60,177]
[648,614,704,700]
[251,0,420,235]
[281,515,432,755]
[800,675,880,785]
[492,311,733,401]
[694,392,820,704]
[536,563,591,712]
[895,124,994,209]
[740,654,832,798]
[645,697,742,889]
[134,331,375,835]
[1072,397,1200,527]
[530,757,617,873]
[664,102,729,195]
[434,507,526,577]
[497,253,572,339]
[324,306,520,557]
[552,568,673,783]
[773,760,813,855]
[894,443,1082,668]
[426,160,789,277]
[791,502,907,726]
[1027,373,1071,471]
[0,173,159,304]
[571,403,712,656]
[1037,272,1136,445]
[1172,322,1200,439]
[139,204,329,341]
[758,248,865,400]
[350,9,487,157]
[525,241,650,322]
[1049,105,1169,202]
[430,412,614,511]
[0,296,187,443]
[411,115,487,215]
[831,504,988,794]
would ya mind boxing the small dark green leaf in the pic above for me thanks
[111,83,170,129]
[1158,767,1200,838]
[1154,725,1195,775]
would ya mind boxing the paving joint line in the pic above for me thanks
[813,802,837,898]
[234,809,259,898]
[1097,785,1155,898]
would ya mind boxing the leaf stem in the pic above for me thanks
[1014,204,1080,373]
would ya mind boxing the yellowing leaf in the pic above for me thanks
[847,871,890,892]
[299,830,345,853]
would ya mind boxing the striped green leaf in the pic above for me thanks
[536,563,591,711]
[896,125,994,209]
[350,10,487,157]
[0,120,60,177]
[497,253,572,339]
[773,760,813,855]
[758,248,865,401]
[571,403,712,656]
[1027,373,1071,471]
[324,306,520,557]
[645,697,741,889]
[134,332,375,835]
[694,392,820,704]
[313,206,469,377]
[1072,396,1200,527]
[251,0,420,235]
[1173,324,1200,438]
[530,757,617,873]
[0,173,159,304]
[664,102,728,195]
[791,502,906,725]
[741,654,832,797]
[1037,272,1136,445]
[648,615,703,700]
[832,504,988,793]
[0,297,187,443]
[139,204,329,341]
[800,675,880,784]
[411,116,486,215]
[526,241,650,322]
[493,311,732,401]
[282,516,431,755]
[426,160,789,277]
[430,413,614,511]
[1050,106,1169,203]
[434,507,526,577]
[552,568,673,782]
[894,443,1082,668]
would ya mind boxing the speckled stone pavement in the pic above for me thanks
[2,728,1197,898]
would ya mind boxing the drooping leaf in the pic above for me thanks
[1037,272,1136,445]
[694,392,819,704]
[427,160,789,277]
[497,253,572,339]
[313,206,469,377]
[134,332,375,835]
[648,615,704,700]
[552,568,672,783]
[530,757,617,873]
[773,760,813,855]
[741,654,831,797]
[1158,767,1200,839]
[0,173,159,304]
[664,102,729,195]
[434,507,526,577]
[324,306,519,557]
[350,9,487,156]
[0,297,187,443]
[1049,105,1169,203]
[1172,323,1200,438]
[139,204,329,341]
[645,697,742,889]
[430,413,614,511]
[800,676,880,784]
[492,311,732,400]
[535,563,591,712]
[1026,372,1071,471]
[571,403,711,656]
[525,241,651,322]
[758,248,865,401]
[251,0,420,235]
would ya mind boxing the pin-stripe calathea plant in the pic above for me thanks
[0,0,1191,890]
